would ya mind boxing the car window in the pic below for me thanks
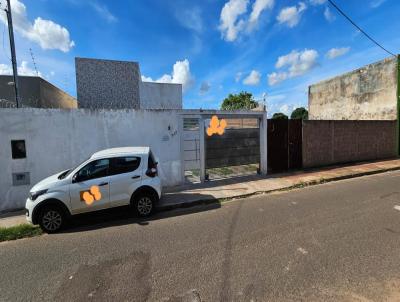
[148,151,156,168]
[110,157,141,176]
[76,159,109,181]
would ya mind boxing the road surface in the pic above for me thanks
[1,171,400,301]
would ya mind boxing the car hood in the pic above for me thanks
[30,170,70,192]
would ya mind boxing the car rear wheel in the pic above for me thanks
[39,206,65,233]
[133,193,155,217]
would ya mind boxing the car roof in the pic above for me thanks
[90,147,150,159]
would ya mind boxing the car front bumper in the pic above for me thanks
[25,198,34,224]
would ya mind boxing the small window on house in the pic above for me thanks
[11,140,26,159]
[183,118,199,130]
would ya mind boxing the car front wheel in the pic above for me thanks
[39,206,65,233]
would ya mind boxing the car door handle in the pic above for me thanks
[98,182,108,186]
[131,175,140,179]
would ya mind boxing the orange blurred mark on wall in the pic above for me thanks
[207,115,227,136]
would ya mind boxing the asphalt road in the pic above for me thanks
[1,171,400,301]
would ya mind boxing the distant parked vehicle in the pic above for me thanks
[25,147,161,233]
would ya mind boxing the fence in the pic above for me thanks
[302,120,397,168]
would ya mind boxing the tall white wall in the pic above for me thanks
[0,108,183,212]
[139,82,182,109]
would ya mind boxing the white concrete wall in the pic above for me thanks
[0,108,183,212]
[139,82,182,109]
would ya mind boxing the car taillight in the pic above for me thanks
[146,164,158,177]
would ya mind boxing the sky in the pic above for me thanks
[0,0,399,116]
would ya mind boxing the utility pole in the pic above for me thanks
[4,0,19,108]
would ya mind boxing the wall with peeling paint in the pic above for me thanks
[309,57,398,120]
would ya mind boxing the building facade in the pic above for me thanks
[75,57,182,110]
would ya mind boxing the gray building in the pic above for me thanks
[75,57,182,110]
[0,75,77,108]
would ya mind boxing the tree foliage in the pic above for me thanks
[290,107,309,120]
[272,112,288,120]
[221,92,258,110]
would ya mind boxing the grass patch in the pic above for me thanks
[0,224,42,242]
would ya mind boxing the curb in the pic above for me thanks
[157,166,400,212]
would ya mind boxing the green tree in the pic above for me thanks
[221,92,258,110]
[290,107,309,120]
[272,112,288,120]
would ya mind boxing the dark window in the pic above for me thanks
[11,140,26,159]
[110,157,141,176]
[76,159,109,181]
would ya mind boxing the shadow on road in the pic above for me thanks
[61,193,221,233]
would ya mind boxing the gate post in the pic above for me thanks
[259,111,268,175]
[199,117,206,182]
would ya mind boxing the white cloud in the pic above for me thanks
[268,49,319,85]
[18,60,41,76]
[176,7,203,33]
[243,70,261,85]
[277,2,307,28]
[326,47,350,59]
[0,64,12,75]
[268,72,288,86]
[142,59,194,93]
[0,60,41,76]
[219,0,248,41]
[248,0,274,26]
[218,0,274,41]
[324,7,335,22]
[370,0,386,8]
[0,0,74,52]
[90,2,117,23]
[276,49,318,76]
[141,75,153,82]
[199,81,211,95]
[279,104,289,114]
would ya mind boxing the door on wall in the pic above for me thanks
[267,119,302,173]
[267,119,288,172]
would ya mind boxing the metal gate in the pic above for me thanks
[183,117,201,172]
[181,111,267,183]
[267,119,302,173]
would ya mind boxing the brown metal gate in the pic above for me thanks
[267,119,302,173]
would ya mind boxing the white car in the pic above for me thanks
[25,147,161,233]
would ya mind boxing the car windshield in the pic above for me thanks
[58,158,89,179]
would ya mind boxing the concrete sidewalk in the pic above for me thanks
[161,158,400,207]
[1,158,400,228]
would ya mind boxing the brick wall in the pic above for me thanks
[303,120,397,168]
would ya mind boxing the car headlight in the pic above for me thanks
[29,189,48,201]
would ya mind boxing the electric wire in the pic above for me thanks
[327,0,396,57]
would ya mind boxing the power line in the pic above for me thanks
[327,0,396,57]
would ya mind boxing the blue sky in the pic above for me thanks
[0,0,399,115]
